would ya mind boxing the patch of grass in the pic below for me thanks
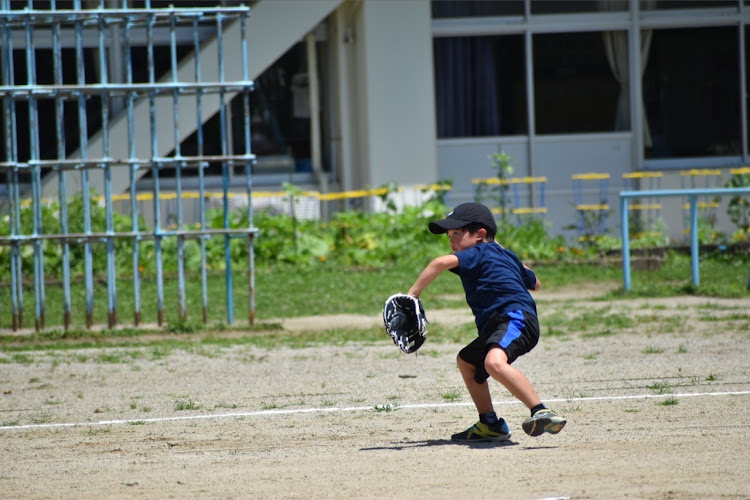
[128,421,146,426]
[581,329,615,339]
[660,396,679,406]
[544,327,568,337]
[440,389,462,403]
[698,312,750,322]
[618,252,750,298]
[30,412,53,424]
[373,403,400,412]
[643,346,665,354]
[174,398,200,411]
[96,352,128,364]
[12,353,34,364]
[86,427,111,435]
[647,381,672,394]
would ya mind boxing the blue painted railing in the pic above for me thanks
[620,187,750,290]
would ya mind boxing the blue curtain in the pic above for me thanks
[434,37,500,138]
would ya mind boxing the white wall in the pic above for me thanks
[356,0,437,188]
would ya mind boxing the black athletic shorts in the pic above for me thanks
[458,309,540,384]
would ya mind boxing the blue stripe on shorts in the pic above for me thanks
[498,310,525,349]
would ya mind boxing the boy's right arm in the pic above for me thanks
[408,254,459,298]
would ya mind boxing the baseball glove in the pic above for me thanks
[382,293,428,354]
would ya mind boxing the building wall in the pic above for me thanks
[438,133,633,240]
[356,0,437,188]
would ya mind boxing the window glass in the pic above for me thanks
[533,32,621,134]
[432,1,524,18]
[433,35,527,138]
[643,27,740,158]
[640,1,736,9]
[747,25,750,152]
[532,1,626,14]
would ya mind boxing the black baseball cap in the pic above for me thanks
[428,202,497,237]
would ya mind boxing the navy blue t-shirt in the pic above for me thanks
[451,242,538,331]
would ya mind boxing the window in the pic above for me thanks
[643,27,740,158]
[532,1,626,14]
[641,1,736,10]
[432,1,523,18]
[533,32,621,134]
[433,35,526,138]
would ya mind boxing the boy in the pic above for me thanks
[407,202,566,441]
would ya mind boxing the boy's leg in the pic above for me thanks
[483,346,541,409]
[484,346,566,436]
[457,354,493,414]
[452,354,510,441]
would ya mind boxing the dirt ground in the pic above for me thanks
[1,285,750,499]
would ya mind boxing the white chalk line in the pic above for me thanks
[2,390,749,432]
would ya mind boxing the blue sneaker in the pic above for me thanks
[451,419,511,442]
[522,409,566,437]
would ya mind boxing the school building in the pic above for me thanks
[3,0,750,241]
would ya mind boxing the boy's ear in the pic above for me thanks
[476,227,487,240]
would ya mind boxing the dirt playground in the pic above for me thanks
[1,288,749,499]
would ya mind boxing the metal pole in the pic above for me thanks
[193,16,209,325]
[52,0,72,330]
[99,7,117,328]
[123,8,142,327]
[629,0,643,171]
[621,196,631,291]
[240,10,255,326]
[216,11,234,326]
[1,2,23,330]
[170,6,186,324]
[74,0,95,328]
[25,8,46,331]
[689,194,699,287]
[146,6,165,327]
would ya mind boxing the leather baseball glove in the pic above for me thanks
[382,293,428,354]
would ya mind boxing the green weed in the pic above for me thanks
[174,398,201,411]
[373,404,399,412]
[440,389,462,403]
[643,346,665,354]
[86,427,111,435]
[647,381,672,394]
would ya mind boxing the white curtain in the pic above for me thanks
[601,0,653,148]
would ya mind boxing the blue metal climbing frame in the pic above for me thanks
[0,1,257,331]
